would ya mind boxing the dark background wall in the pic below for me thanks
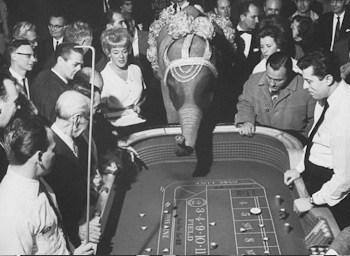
[4,0,330,40]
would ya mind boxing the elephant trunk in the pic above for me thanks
[175,106,202,156]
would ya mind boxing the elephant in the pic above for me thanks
[148,6,221,157]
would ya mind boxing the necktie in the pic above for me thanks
[304,100,329,165]
[39,180,72,253]
[54,40,59,51]
[22,78,30,99]
[335,16,341,42]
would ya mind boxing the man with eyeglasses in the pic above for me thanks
[46,90,101,248]
[30,43,84,124]
[8,39,37,99]
[37,12,66,70]
[235,52,316,144]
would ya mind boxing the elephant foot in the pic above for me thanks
[175,135,194,156]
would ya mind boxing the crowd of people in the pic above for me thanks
[1,0,350,254]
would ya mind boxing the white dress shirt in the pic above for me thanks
[9,67,30,99]
[296,80,350,206]
[237,24,252,57]
[0,169,69,255]
[330,11,345,51]
[51,123,78,157]
[53,37,63,51]
[132,29,139,57]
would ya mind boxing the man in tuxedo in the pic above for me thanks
[37,12,67,70]
[46,90,101,247]
[8,39,36,99]
[236,0,261,76]
[316,0,350,52]
[30,43,84,124]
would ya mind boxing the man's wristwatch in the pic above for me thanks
[309,196,316,206]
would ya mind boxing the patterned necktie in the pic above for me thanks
[304,100,329,165]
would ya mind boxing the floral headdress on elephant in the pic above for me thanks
[147,5,237,74]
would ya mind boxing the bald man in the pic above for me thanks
[45,90,101,248]
[264,0,282,16]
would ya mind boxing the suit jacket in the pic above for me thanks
[37,37,55,69]
[30,69,70,124]
[45,132,88,247]
[317,9,350,51]
[235,71,316,142]
[235,30,261,76]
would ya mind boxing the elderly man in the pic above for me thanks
[235,52,315,143]
[0,115,94,254]
[8,39,37,99]
[30,43,84,124]
[284,51,350,229]
[45,90,101,248]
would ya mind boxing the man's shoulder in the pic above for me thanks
[245,72,265,86]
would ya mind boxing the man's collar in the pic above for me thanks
[51,68,68,84]
[51,123,77,156]
[334,11,345,19]
[327,79,346,105]
[9,67,25,81]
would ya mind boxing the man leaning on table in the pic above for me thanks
[284,51,350,230]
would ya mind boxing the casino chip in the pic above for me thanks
[250,207,262,215]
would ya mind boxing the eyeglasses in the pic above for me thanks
[16,52,37,59]
[48,24,65,29]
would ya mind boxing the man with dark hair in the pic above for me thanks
[8,39,36,99]
[37,12,67,69]
[105,8,127,29]
[0,115,94,254]
[284,51,350,229]
[30,43,84,124]
[0,73,19,182]
[236,0,261,77]
[235,51,315,142]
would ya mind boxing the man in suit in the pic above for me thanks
[30,43,84,124]
[316,0,350,52]
[46,90,101,248]
[8,39,36,99]
[236,0,261,77]
[235,52,315,144]
[37,12,67,70]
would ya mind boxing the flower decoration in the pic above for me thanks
[192,16,215,40]
[147,8,236,73]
